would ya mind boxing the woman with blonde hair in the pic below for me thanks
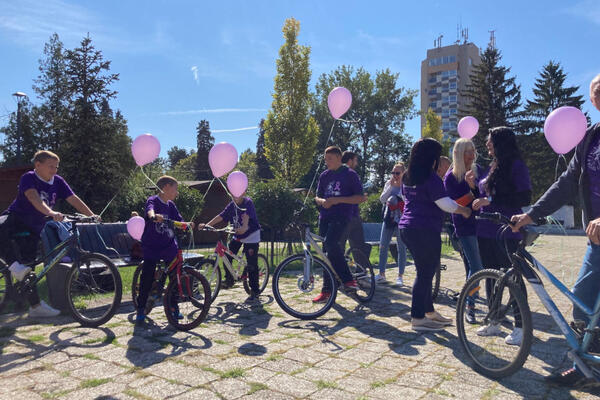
[443,138,483,323]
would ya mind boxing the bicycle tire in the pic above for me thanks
[0,259,13,312]
[198,258,221,304]
[432,263,441,301]
[131,263,143,310]
[66,253,122,327]
[272,254,337,320]
[242,254,270,295]
[131,262,165,314]
[163,267,211,331]
[456,268,533,378]
[344,247,375,302]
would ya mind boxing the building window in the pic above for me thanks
[429,102,436,108]
[450,108,457,114]
[449,82,457,89]
[449,95,457,102]
[428,89,436,95]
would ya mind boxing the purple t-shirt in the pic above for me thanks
[477,159,531,239]
[141,195,183,251]
[317,165,364,220]
[218,197,261,241]
[6,171,74,234]
[398,172,447,233]
[586,133,600,219]
[443,169,477,237]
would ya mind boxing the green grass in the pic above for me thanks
[220,368,245,378]
[316,380,338,389]
[27,334,46,343]
[247,382,268,395]
[80,378,111,388]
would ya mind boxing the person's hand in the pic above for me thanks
[49,211,64,221]
[586,217,600,245]
[510,214,533,233]
[322,198,338,209]
[459,206,472,219]
[472,198,490,211]
[465,170,476,189]
[154,214,164,223]
[197,223,206,230]
[189,221,195,230]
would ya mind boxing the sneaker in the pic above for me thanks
[29,301,60,318]
[505,327,523,346]
[8,262,32,282]
[144,294,159,314]
[244,292,260,304]
[545,368,586,387]
[395,276,404,286]
[312,292,331,303]
[135,312,146,325]
[171,309,184,320]
[222,279,235,289]
[374,274,387,283]
[466,307,477,324]
[477,323,503,336]
[343,280,358,291]
[426,311,452,326]
[412,317,446,332]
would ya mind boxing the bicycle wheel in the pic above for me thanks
[432,263,442,301]
[242,254,270,295]
[456,268,533,378]
[131,263,143,310]
[272,254,337,320]
[197,258,221,304]
[0,259,12,312]
[131,262,164,315]
[163,267,211,331]
[345,247,375,302]
[66,253,122,327]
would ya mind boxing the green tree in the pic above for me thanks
[0,99,43,166]
[167,146,191,169]
[421,108,451,156]
[520,61,586,201]
[460,44,522,158]
[171,152,197,181]
[195,120,214,180]
[256,119,274,180]
[236,148,258,185]
[263,18,319,185]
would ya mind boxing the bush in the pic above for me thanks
[360,193,383,223]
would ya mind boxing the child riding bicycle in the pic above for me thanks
[0,150,98,318]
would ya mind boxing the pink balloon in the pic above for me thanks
[327,87,352,119]
[227,171,248,198]
[544,106,588,154]
[127,216,145,241]
[457,116,479,139]
[131,134,161,166]
[208,142,238,178]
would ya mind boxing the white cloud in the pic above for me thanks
[191,66,199,85]
[159,108,266,116]
[212,126,258,133]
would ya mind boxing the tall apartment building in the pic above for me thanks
[420,40,480,140]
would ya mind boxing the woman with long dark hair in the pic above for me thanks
[472,126,532,345]
[399,138,472,331]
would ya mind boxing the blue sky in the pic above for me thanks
[1,0,599,159]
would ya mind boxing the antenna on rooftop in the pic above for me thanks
[488,29,496,48]
[461,28,469,44]
[435,34,443,48]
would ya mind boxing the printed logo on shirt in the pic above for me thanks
[39,191,57,208]
[325,181,342,197]
[155,222,175,239]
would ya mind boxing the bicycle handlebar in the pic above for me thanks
[150,216,192,231]
[198,225,236,235]
[45,213,100,224]
[476,212,546,227]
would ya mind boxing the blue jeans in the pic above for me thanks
[573,243,600,326]
[319,217,352,292]
[458,235,483,278]
[377,225,406,276]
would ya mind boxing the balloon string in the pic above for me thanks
[140,166,164,193]
[336,118,359,124]
[303,119,338,206]
[98,166,140,217]
[554,154,568,181]
[215,177,247,212]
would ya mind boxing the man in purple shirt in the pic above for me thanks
[313,146,365,303]
[0,150,97,318]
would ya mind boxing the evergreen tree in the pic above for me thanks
[263,18,319,184]
[520,61,586,201]
[195,120,214,180]
[460,44,521,159]
[256,119,274,180]
[0,99,42,166]
[167,146,190,169]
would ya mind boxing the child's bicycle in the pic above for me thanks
[0,214,121,327]
[130,217,211,331]
[456,211,600,381]
[272,222,375,320]
[196,225,270,304]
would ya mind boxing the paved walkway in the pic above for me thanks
[1,235,599,399]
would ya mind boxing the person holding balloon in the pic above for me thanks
[198,172,262,304]
[471,127,532,345]
[136,175,191,324]
[511,74,600,387]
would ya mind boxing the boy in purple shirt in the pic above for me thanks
[0,150,97,318]
[312,146,365,303]
[199,192,262,304]
[137,175,190,323]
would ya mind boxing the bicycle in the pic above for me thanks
[196,225,270,304]
[456,211,600,380]
[130,217,211,331]
[272,223,375,320]
[0,214,121,327]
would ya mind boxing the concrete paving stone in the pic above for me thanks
[395,371,444,389]
[211,378,251,399]
[240,366,279,382]
[200,343,236,357]
[281,347,330,364]
[307,388,352,400]
[98,346,169,368]
[337,347,382,364]
[28,369,81,393]
[35,349,70,364]
[294,366,347,381]
[351,366,400,383]
[177,351,221,366]
[145,360,219,386]
[62,383,127,400]
[132,377,189,399]
[0,390,44,400]
[210,356,264,372]
[367,383,427,399]
[314,357,362,372]
[0,374,35,394]
[261,358,306,373]
[170,387,221,399]
[238,390,295,400]
[0,358,43,376]
[437,380,490,398]
[370,354,418,370]
[266,373,318,398]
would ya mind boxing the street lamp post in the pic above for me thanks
[12,91,27,165]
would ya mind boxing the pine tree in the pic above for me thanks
[460,44,521,159]
[263,18,319,184]
[520,61,586,201]
[167,146,190,169]
[195,120,214,180]
[0,99,41,166]
[256,119,274,180]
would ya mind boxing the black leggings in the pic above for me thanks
[226,240,260,293]
[478,237,527,328]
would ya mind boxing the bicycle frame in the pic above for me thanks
[300,226,341,285]
[212,239,247,280]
